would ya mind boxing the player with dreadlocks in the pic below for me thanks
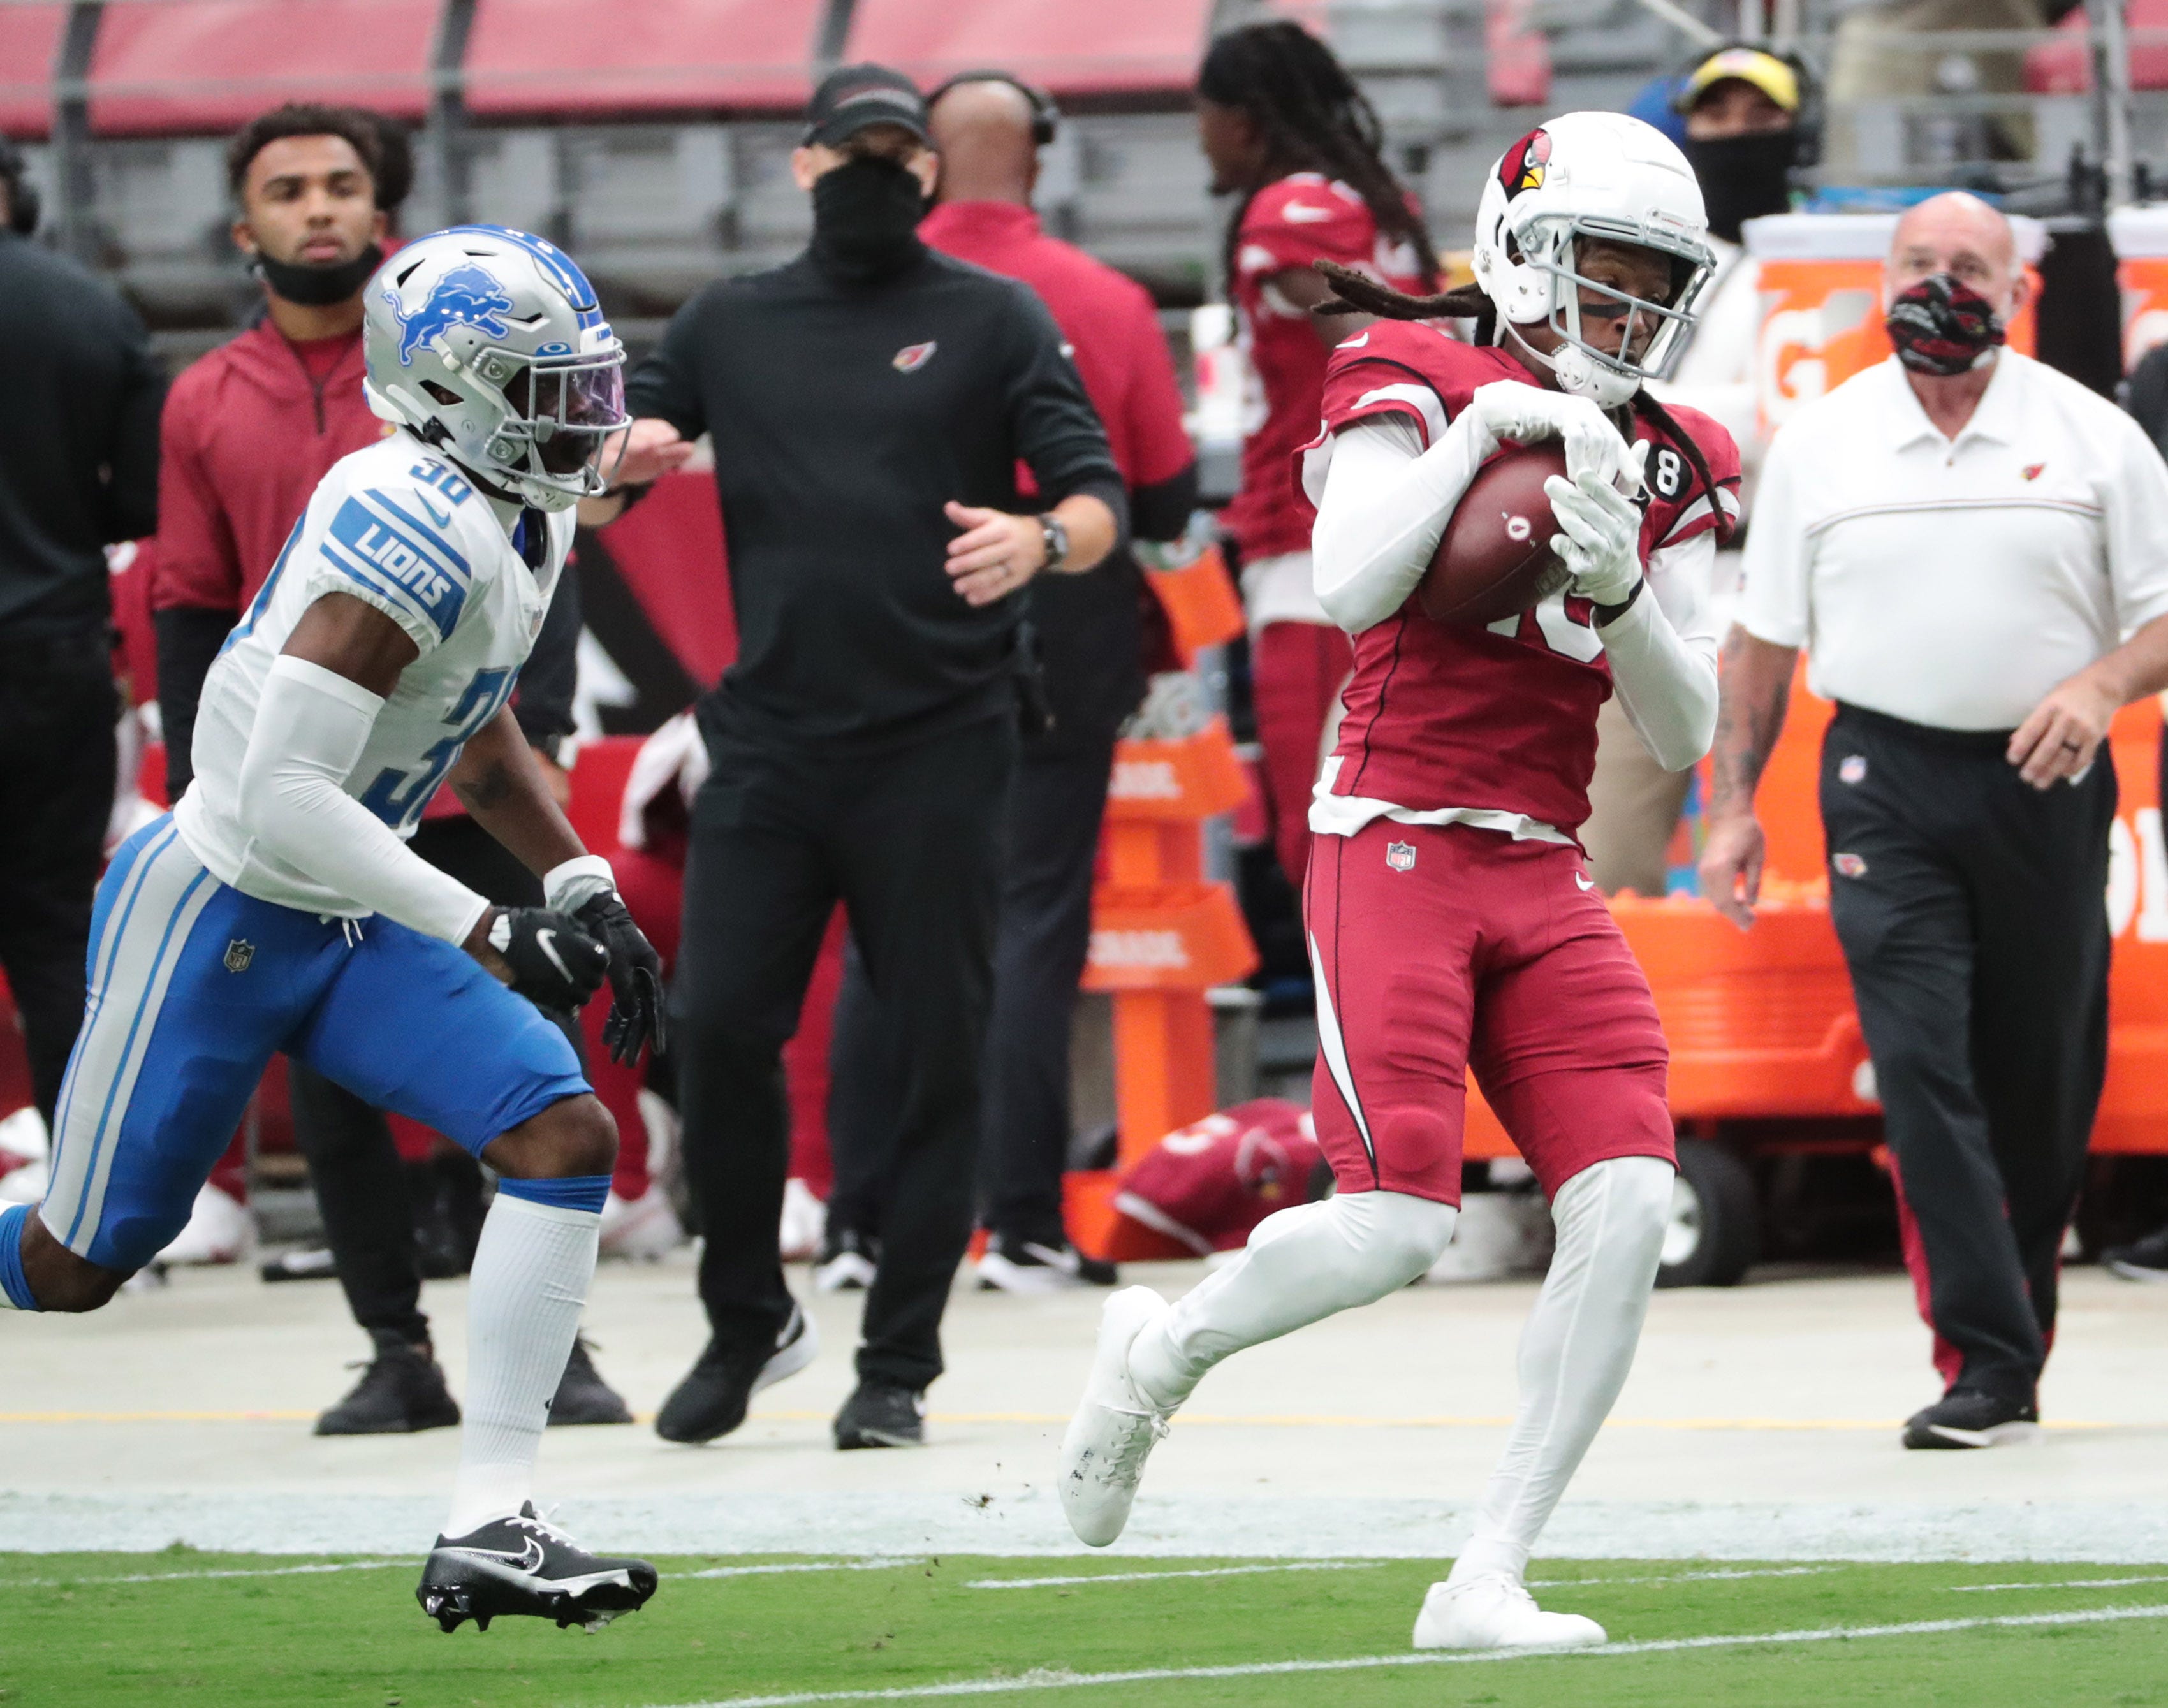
[1059,114,1740,1652]
[1195,20,1436,903]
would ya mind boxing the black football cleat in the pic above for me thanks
[314,1333,462,1436]
[548,1334,633,1427]
[416,1503,657,1633]
[833,1380,927,1449]
[1901,1388,2040,1450]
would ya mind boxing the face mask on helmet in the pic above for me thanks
[1505,219,1713,406]
[451,346,630,505]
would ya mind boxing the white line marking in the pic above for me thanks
[1532,1566,1837,1588]
[687,1559,929,1580]
[4,1560,410,1589]
[643,1603,2168,1708]
[967,1563,1376,1589]
[1952,1575,2168,1593]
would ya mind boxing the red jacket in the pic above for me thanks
[151,319,388,613]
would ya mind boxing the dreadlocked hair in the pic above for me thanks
[1200,23,1439,298]
[1314,262,1734,548]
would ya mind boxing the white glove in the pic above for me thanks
[1466,381,1636,490]
[1546,449,1646,608]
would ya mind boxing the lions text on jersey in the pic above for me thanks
[176,432,574,917]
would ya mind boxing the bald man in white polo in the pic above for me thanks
[1701,193,2168,1450]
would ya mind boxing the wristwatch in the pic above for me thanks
[1037,511,1070,572]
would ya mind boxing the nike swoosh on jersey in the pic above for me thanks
[416,493,453,529]
[1281,201,1337,223]
[1574,873,1598,892]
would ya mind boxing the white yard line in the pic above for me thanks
[967,1563,1377,1589]
[643,1603,2168,1708]
[1952,1575,2168,1593]
[3,1559,410,1589]
[688,1560,929,1580]
[1530,1565,1837,1588]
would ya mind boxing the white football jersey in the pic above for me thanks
[174,432,573,919]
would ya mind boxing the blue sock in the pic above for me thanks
[0,1204,40,1310]
[494,1174,610,1215]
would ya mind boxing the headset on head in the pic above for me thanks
[0,136,40,237]
[1673,40,1824,173]
[925,70,1060,147]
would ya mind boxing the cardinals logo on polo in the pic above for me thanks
[1497,128,1551,195]
[388,264,515,365]
[2022,463,2046,481]
[893,341,937,374]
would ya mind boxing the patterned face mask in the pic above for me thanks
[1884,271,2007,376]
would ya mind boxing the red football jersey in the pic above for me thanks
[1220,173,1430,564]
[1300,321,1740,836]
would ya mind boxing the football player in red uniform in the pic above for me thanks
[1196,22,1435,897]
[1060,112,1738,1651]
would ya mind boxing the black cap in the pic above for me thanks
[803,64,929,149]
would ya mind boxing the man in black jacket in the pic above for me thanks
[601,63,1124,1449]
[0,140,165,1132]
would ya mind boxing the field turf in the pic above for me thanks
[4,1551,2168,1707]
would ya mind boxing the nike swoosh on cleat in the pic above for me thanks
[534,928,572,983]
[440,1538,546,1573]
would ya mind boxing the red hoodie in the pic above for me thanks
[150,319,390,613]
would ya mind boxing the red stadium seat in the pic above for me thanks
[0,4,66,140]
[463,0,821,119]
[87,0,439,136]
[2026,2,2168,93]
[846,0,1217,97]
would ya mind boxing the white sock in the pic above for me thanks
[1449,1155,1671,1586]
[1128,1190,1456,1409]
[444,1192,599,1538]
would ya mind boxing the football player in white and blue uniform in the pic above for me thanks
[0,226,667,1635]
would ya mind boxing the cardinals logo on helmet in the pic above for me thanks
[1497,128,1551,195]
[387,264,516,366]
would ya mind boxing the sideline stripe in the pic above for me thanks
[6,1561,409,1589]
[647,1604,2168,1708]
[1532,1565,1836,1588]
[1952,1575,2168,1593]
[969,1563,1375,1590]
[687,1560,928,1580]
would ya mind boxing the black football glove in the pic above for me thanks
[485,907,610,1014]
[573,890,668,1065]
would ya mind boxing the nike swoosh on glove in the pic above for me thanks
[487,907,611,1014]
[1544,448,1647,608]
[574,891,668,1065]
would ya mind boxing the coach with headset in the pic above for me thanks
[0,140,165,1133]
[598,64,1124,1451]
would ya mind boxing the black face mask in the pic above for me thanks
[1680,130,1796,245]
[809,156,927,285]
[1885,271,2007,376]
[254,242,385,308]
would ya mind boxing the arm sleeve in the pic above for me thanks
[2103,411,2168,636]
[238,655,491,945]
[154,606,235,798]
[1006,288,1126,522]
[1602,533,1720,771]
[150,381,245,614]
[1732,430,1812,647]
[101,300,166,546]
[1310,412,1495,634]
[623,291,710,441]
[512,565,581,751]
[1130,463,1199,546]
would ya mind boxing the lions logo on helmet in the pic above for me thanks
[1497,128,1551,195]
[387,264,516,366]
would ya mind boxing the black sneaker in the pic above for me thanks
[314,1332,462,1436]
[833,1380,926,1449]
[976,1234,1118,1294]
[654,1302,819,1444]
[1902,1388,2041,1450]
[814,1228,879,1292]
[2103,1223,2168,1281]
[548,1335,632,1427]
[416,1502,656,1633]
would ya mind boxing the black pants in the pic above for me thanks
[673,715,1015,1391]
[288,815,568,1347]
[0,624,117,1128]
[828,736,1115,1249]
[1821,703,2113,1403]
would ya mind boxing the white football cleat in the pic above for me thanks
[1412,1574,1607,1651]
[1058,1286,1174,1547]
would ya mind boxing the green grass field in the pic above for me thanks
[5,1551,2168,1708]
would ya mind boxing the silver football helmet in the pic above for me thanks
[363,225,629,512]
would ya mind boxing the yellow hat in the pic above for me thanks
[1681,47,1800,115]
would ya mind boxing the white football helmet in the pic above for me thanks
[363,225,629,512]
[1470,112,1716,408]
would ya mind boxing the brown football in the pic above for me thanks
[1415,443,1573,625]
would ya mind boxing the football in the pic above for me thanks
[1414,442,1574,624]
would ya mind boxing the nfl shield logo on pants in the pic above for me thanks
[223,939,254,974]
[1386,841,1417,872]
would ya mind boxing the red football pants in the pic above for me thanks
[1305,821,1674,1203]
[1252,621,1352,898]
